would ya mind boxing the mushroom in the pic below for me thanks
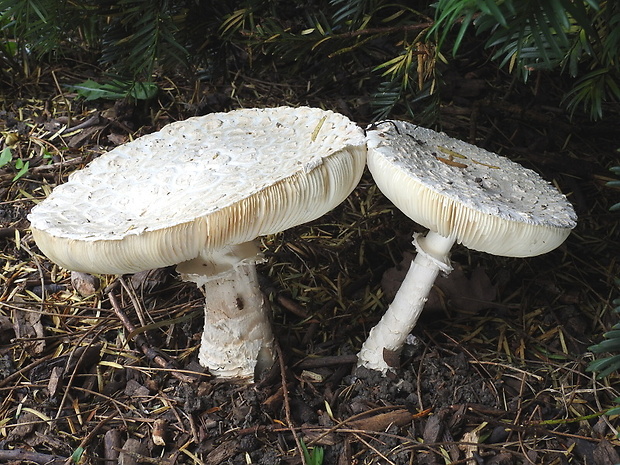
[28,106,367,381]
[357,120,577,374]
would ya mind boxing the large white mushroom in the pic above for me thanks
[28,106,367,381]
[358,120,577,374]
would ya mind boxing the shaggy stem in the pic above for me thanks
[177,242,274,381]
[358,231,455,374]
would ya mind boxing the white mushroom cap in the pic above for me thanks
[28,107,367,274]
[366,121,577,257]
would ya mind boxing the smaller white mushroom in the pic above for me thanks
[358,120,577,374]
[28,106,367,381]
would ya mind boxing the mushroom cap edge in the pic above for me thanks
[366,120,577,257]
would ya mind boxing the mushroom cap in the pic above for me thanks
[28,107,367,274]
[366,120,577,257]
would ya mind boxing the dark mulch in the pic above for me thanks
[0,61,619,465]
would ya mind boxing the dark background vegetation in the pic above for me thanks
[1,0,620,464]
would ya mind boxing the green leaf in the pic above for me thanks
[588,356,620,379]
[606,406,620,416]
[69,79,125,101]
[300,438,311,463]
[478,0,507,28]
[604,330,620,340]
[313,446,325,464]
[299,438,324,465]
[582,0,600,10]
[0,147,12,168]
[69,79,157,101]
[560,0,595,36]
[129,81,158,100]
[452,10,475,56]
[589,337,620,353]
[0,40,18,57]
[71,446,84,464]
[587,354,620,372]
[12,159,28,181]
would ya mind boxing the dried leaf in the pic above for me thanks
[71,271,100,297]
[47,366,64,398]
[6,412,39,442]
[104,429,122,463]
[0,315,15,344]
[459,422,487,461]
[124,379,150,397]
[206,439,243,465]
[422,413,444,443]
[107,132,128,146]
[152,418,167,446]
[118,438,146,465]
[593,439,620,465]
[68,125,104,148]
[382,347,401,369]
[486,452,515,465]
[130,268,170,293]
[347,409,414,431]
[12,301,45,355]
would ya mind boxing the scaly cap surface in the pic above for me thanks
[366,120,576,257]
[29,107,367,273]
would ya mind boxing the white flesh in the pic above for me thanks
[357,231,454,373]
[359,120,577,375]
[28,107,367,381]
[177,242,274,380]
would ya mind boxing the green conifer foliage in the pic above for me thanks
[0,0,618,117]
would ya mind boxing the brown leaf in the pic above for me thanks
[11,301,45,355]
[152,419,167,446]
[0,314,15,344]
[422,413,444,444]
[6,412,39,442]
[0,449,66,465]
[130,268,170,294]
[47,366,64,398]
[429,264,496,312]
[124,379,150,397]
[486,452,515,465]
[593,439,620,465]
[302,427,339,446]
[118,438,146,465]
[347,409,414,431]
[67,125,105,148]
[104,429,122,463]
[71,271,100,297]
[382,347,401,369]
[107,132,128,146]
[381,252,415,301]
[417,412,447,465]
[206,439,243,465]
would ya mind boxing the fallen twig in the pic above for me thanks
[0,353,54,388]
[275,342,307,465]
[0,448,66,465]
[63,410,117,465]
[108,290,197,383]
[31,156,87,173]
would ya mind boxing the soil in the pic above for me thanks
[0,55,620,465]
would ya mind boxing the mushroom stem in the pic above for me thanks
[198,261,274,379]
[357,230,455,374]
[177,242,274,381]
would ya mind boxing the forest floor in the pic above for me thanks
[1,59,620,465]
